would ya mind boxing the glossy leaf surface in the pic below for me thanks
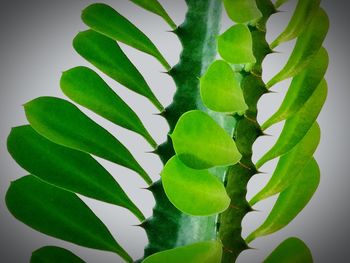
[250,122,320,205]
[200,60,248,114]
[218,24,256,64]
[171,110,241,169]
[267,8,329,88]
[246,158,320,243]
[82,3,170,69]
[24,97,151,184]
[73,30,163,111]
[7,125,144,221]
[257,80,327,168]
[223,0,262,23]
[142,241,222,263]
[6,176,132,263]
[60,66,156,147]
[161,156,230,216]
[31,246,85,263]
[271,0,320,49]
[263,237,313,263]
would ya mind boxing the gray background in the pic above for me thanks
[0,0,348,262]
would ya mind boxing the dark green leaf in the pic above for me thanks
[82,4,170,70]
[6,175,132,263]
[161,156,230,216]
[257,79,327,168]
[246,158,320,243]
[262,47,328,130]
[129,0,176,29]
[250,122,320,205]
[142,241,222,263]
[31,246,85,263]
[60,66,156,148]
[223,0,262,23]
[171,110,241,169]
[73,30,163,111]
[270,0,320,49]
[24,97,151,185]
[7,125,144,221]
[267,8,329,88]
[263,237,313,263]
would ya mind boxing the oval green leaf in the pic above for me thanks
[171,110,242,169]
[82,3,170,70]
[6,175,132,263]
[60,66,156,148]
[218,24,256,65]
[129,0,176,29]
[200,60,248,114]
[267,8,329,88]
[257,79,327,168]
[73,30,163,111]
[7,125,144,221]
[161,156,230,216]
[263,237,313,263]
[24,96,151,185]
[31,246,85,263]
[270,0,320,49]
[250,122,320,205]
[262,47,328,130]
[223,0,262,23]
[246,158,320,243]
[142,240,222,263]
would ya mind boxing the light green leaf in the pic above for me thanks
[6,175,132,263]
[250,122,320,205]
[129,0,176,29]
[7,125,144,221]
[142,240,222,263]
[256,79,327,168]
[246,158,320,243]
[171,110,241,169]
[262,47,328,130]
[223,0,262,23]
[267,8,329,88]
[31,246,85,263]
[200,60,248,114]
[161,156,230,216]
[263,237,313,263]
[218,24,256,65]
[24,97,151,185]
[275,0,290,9]
[73,30,163,111]
[82,3,170,70]
[271,0,320,49]
[60,66,156,148]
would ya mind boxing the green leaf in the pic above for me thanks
[73,30,163,111]
[142,241,222,263]
[218,24,256,65]
[200,60,248,114]
[250,122,320,205]
[267,8,329,88]
[31,246,85,263]
[223,0,262,23]
[82,3,170,70]
[275,0,290,9]
[129,0,176,29]
[6,175,132,263]
[7,125,144,221]
[256,79,327,168]
[24,97,151,185]
[246,158,320,243]
[170,110,241,169]
[262,47,328,130]
[161,156,230,216]
[60,66,156,148]
[270,0,320,49]
[263,237,313,263]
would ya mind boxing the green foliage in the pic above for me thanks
[223,0,262,23]
[31,246,85,263]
